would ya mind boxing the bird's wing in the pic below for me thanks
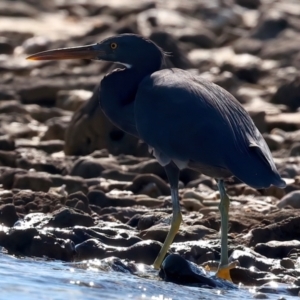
[135,68,283,188]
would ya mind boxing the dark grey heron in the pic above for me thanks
[27,34,286,281]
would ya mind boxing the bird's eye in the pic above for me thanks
[110,43,118,50]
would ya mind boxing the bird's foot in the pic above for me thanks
[216,261,238,282]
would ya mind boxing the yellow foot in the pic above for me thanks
[216,261,238,282]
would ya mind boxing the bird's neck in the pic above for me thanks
[99,65,160,137]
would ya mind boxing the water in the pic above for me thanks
[0,252,297,300]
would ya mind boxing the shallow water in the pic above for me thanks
[0,252,297,300]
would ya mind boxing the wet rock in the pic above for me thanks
[13,172,53,192]
[75,238,107,260]
[255,240,300,259]
[230,267,272,286]
[111,240,162,265]
[139,224,216,243]
[46,207,94,228]
[0,204,19,227]
[277,191,300,209]
[29,233,75,261]
[258,282,300,297]
[230,249,274,272]
[280,258,295,269]
[66,191,90,214]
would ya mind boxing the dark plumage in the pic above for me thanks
[27,33,286,281]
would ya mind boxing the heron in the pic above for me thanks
[27,33,286,281]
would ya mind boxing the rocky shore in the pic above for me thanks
[1,0,300,297]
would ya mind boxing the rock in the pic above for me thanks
[13,172,53,192]
[41,116,70,141]
[0,135,15,151]
[233,38,263,55]
[139,224,216,243]
[110,240,162,265]
[280,258,295,269]
[263,133,285,151]
[0,204,19,227]
[46,207,94,228]
[64,85,146,156]
[75,238,107,260]
[0,1,38,17]
[56,90,93,111]
[277,191,300,209]
[124,174,170,197]
[149,31,194,69]
[266,113,300,132]
[249,216,300,246]
[255,240,300,259]
[290,143,300,156]
[29,234,75,261]
[235,0,261,9]
[270,75,300,111]
[21,36,51,55]
[251,10,288,40]
[0,37,14,54]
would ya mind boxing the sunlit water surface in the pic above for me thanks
[0,252,296,300]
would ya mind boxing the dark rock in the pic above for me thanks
[149,31,194,70]
[280,258,295,269]
[0,150,17,167]
[0,204,18,227]
[29,234,75,261]
[125,174,170,197]
[251,10,288,40]
[250,216,300,246]
[233,38,263,55]
[0,37,14,55]
[139,224,216,243]
[111,240,162,265]
[230,249,273,272]
[0,135,15,151]
[46,208,94,228]
[41,116,70,141]
[235,0,260,9]
[13,172,53,192]
[230,267,271,286]
[254,240,300,259]
[64,85,146,156]
[75,238,107,260]
[270,75,300,111]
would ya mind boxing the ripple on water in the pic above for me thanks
[0,253,298,300]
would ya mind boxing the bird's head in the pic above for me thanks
[27,34,165,70]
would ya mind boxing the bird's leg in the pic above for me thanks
[216,179,236,281]
[153,162,182,269]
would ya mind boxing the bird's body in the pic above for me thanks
[27,33,286,282]
[100,64,284,189]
